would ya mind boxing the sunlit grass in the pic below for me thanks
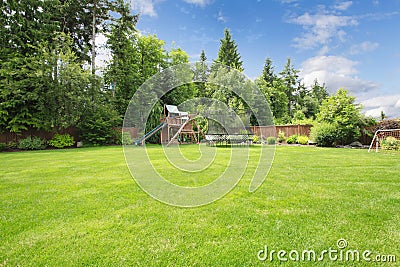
[0,146,399,266]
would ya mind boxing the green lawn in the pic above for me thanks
[1,145,399,266]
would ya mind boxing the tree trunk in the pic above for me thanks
[91,1,96,75]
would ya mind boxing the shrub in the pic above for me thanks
[277,130,286,143]
[6,141,17,149]
[297,135,309,145]
[78,105,122,146]
[316,89,362,145]
[286,135,298,144]
[381,136,400,150]
[48,134,75,148]
[252,135,260,144]
[121,131,133,145]
[240,129,250,135]
[112,129,123,145]
[0,142,6,151]
[18,136,47,150]
[267,136,276,145]
[310,123,339,147]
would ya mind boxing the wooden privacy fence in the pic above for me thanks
[250,124,312,138]
[0,124,374,145]
[0,127,140,144]
[0,127,79,144]
[0,125,312,144]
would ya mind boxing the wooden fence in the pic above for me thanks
[250,124,312,138]
[0,124,373,145]
[0,127,79,144]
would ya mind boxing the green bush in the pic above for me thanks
[78,105,122,146]
[277,130,286,143]
[48,134,75,148]
[239,129,250,135]
[297,135,309,145]
[252,135,260,144]
[121,131,133,145]
[381,136,400,150]
[316,89,362,145]
[6,141,17,149]
[286,135,298,144]
[18,136,47,150]
[267,136,276,145]
[112,129,123,145]
[0,142,6,151]
[310,123,339,147]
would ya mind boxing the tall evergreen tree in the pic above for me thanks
[200,50,207,62]
[261,58,275,87]
[193,50,209,97]
[0,0,60,132]
[279,58,300,117]
[104,0,139,116]
[214,28,243,71]
[58,0,111,65]
[206,29,246,112]
[256,59,288,122]
[311,79,329,105]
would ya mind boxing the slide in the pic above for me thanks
[135,122,166,146]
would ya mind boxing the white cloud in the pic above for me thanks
[349,41,379,55]
[299,55,400,117]
[132,0,158,17]
[362,95,400,108]
[362,95,400,118]
[300,55,379,94]
[334,1,353,11]
[217,11,227,23]
[182,0,212,7]
[318,45,330,55]
[396,98,400,108]
[364,107,384,118]
[359,11,400,21]
[279,0,298,4]
[289,12,358,49]
[246,33,264,43]
[179,6,190,14]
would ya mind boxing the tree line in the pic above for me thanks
[1,0,371,146]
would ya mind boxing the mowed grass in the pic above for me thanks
[0,145,399,266]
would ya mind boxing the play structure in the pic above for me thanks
[135,105,204,146]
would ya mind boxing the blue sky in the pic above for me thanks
[118,0,400,117]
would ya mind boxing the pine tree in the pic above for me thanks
[200,50,207,62]
[256,60,289,122]
[194,50,209,97]
[214,28,243,71]
[207,29,245,111]
[105,0,139,116]
[261,58,275,87]
[279,58,299,117]
[58,0,111,65]
[311,79,329,105]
